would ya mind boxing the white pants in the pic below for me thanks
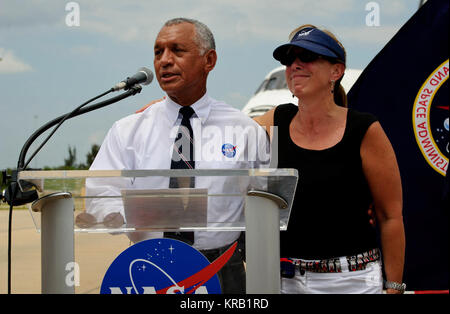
[281,259,383,294]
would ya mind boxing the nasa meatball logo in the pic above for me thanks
[101,238,237,294]
[412,59,449,176]
[222,143,237,158]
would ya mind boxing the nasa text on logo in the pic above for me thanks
[412,59,449,176]
[222,143,237,158]
[101,238,237,294]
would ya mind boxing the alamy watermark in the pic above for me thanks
[65,2,80,27]
[65,262,80,287]
[365,2,381,27]
[169,122,275,165]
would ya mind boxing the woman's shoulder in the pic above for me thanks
[273,103,298,124]
[252,103,297,137]
[347,108,378,128]
[346,108,379,144]
[275,103,298,113]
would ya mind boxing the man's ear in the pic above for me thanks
[204,49,217,73]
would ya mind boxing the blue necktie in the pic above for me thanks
[164,106,195,245]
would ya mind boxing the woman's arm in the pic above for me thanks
[253,108,276,138]
[135,96,166,113]
[360,122,405,294]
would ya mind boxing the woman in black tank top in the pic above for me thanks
[255,25,405,294]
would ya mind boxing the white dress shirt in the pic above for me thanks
[86,93,269,250]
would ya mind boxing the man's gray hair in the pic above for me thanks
[163,18,216,55]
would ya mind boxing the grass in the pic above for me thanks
[0,204,28,210]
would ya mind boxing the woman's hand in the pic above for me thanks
[135,96,166,113]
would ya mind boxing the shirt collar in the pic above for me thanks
[165,92,212,125]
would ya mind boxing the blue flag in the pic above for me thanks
[348,0,449,291]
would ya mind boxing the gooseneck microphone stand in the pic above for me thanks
[2,84,142,294]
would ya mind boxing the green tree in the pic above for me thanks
[1,169,12,192]
[86,144,100,168]
[63,146,77,169]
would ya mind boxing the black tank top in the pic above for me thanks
[274,104,378,259]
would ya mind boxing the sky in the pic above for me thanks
[0,0,420,169]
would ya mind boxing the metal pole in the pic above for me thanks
[32,192,75,294]
[245,191,286,294]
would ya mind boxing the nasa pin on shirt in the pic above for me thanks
[222,143,237,158]
[86,93,270,250]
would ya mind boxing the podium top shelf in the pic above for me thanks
[18,169,298,203]
[20,169,298,233]
[18,168,297,179]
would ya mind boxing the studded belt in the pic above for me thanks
[281,248,380,277]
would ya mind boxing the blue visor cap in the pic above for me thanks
[273,27,345,64]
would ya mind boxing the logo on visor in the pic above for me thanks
[296,29,313,38]
[222,143,237,158]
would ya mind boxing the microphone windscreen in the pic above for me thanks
[138,67,154,85]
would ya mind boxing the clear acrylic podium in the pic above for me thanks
[19,169,298,294]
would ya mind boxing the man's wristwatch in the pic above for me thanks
[385,281,406,293]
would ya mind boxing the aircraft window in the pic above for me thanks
[265,77,278,90]
[254,69,287,94]
[249,108,272,117]
[265,70,286,90]
[254,79,268,94]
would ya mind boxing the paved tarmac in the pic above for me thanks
[0,209,131,294]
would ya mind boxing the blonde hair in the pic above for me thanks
[289,24,347,107]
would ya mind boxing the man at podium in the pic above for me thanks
[85,18,269,294]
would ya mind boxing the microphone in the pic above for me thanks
[3,70,150,295]
[15,67,153,172]
[113,67,153,91]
